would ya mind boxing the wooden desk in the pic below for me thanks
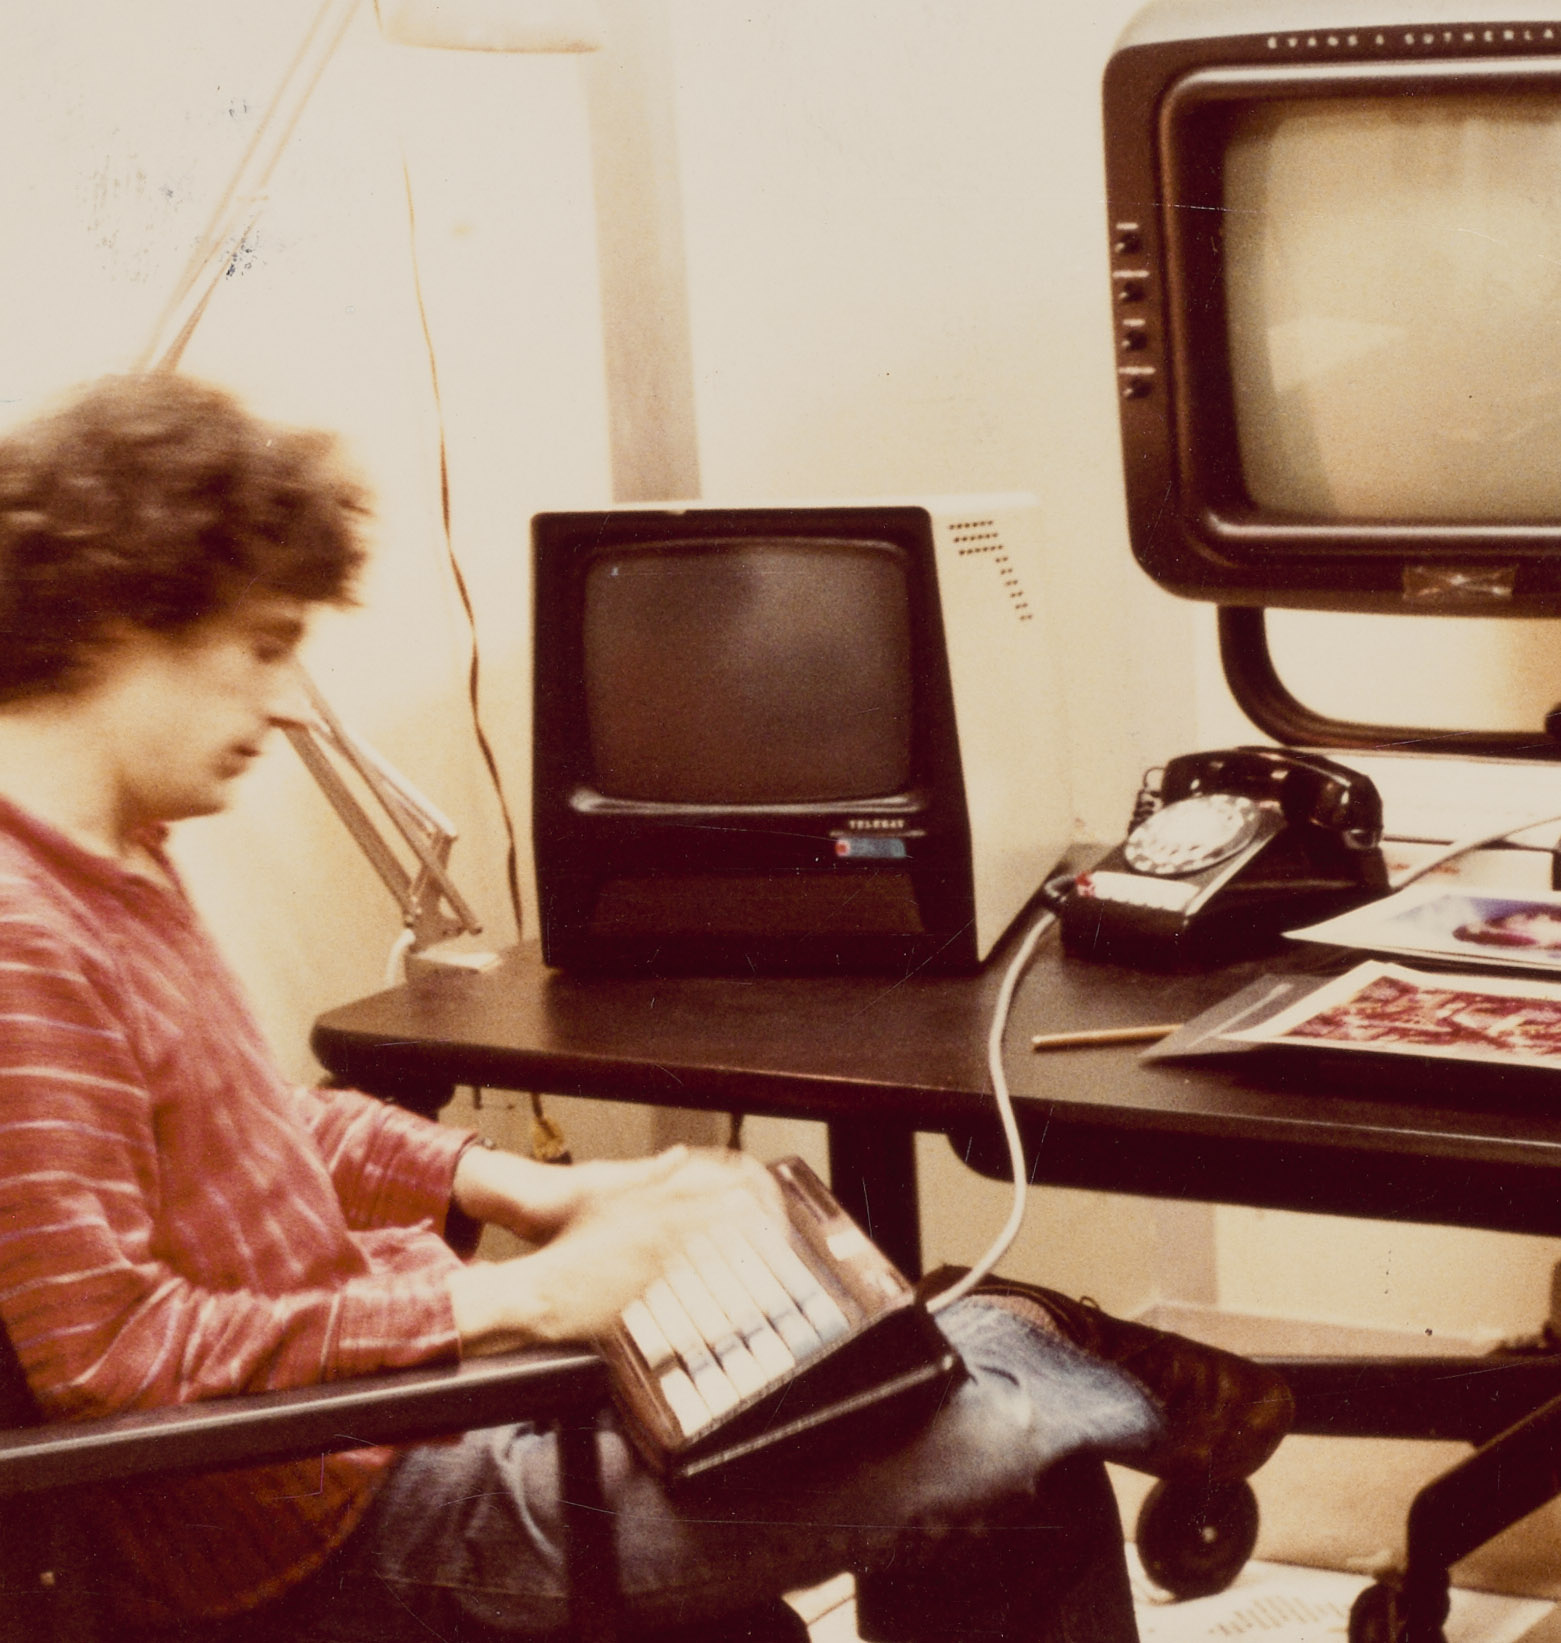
[312,915,1561,1280]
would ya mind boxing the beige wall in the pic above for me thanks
[7,1,1557,1335]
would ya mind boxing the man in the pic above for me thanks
[0,373,1289,1641]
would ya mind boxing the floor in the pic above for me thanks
[787,1554,1558,1643]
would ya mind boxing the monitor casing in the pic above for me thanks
[1106,1,1561,615]
[531,497,1072,975]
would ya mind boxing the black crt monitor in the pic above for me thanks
[531,499,1071,975]
[1104,1,1561,616]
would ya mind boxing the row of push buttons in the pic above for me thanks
[618,1222,852,1439]
[1112,219,1156,400]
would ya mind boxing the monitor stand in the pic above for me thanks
[1217,605,1561,763]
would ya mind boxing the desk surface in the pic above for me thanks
[313,917,1561,1244]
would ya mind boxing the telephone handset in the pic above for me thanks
[1057,746,1388,968]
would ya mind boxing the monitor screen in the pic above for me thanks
[581,538,914,806]
[1225,92,1561,524]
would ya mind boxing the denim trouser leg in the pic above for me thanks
[190,1300,1161,1643]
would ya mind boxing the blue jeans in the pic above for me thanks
[183,1301,1161,1642]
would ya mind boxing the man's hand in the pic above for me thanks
[452,1143,705,1244]
[447,1147,784,1354]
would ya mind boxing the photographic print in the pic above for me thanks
[1290,887,1561,974]
[1227,960,1561,1069]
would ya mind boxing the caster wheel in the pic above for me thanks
[1349,1583,1405,1643]
[1347,1579,1448,1643]
[1135,1477,1259,1600]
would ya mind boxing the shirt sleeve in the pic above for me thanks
[0,914,464,1422]
[291,1082,476,1235]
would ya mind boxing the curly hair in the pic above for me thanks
[0,374,369,700]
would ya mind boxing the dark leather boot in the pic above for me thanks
[924,1267,1294,1484]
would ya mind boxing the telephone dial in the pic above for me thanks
[1056,746,1388,968]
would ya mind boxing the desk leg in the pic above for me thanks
[827,1119,922,1280]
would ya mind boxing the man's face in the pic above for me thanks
[94,594,312,829]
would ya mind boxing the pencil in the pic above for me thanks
[1030,1024,1182,1051]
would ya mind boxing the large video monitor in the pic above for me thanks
[1105,1,1561,615]
[531,498,1072,974]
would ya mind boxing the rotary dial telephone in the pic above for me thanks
[1057,746,1388,968]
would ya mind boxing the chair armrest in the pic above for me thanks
[0,1346,607,1497]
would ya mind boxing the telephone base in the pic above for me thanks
[1057,879,1379,970]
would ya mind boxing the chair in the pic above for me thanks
[0,1323,807,1643]
[1261,1345,1561,1643]
[0,1322,615,1641]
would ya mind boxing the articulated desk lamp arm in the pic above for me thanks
[283,672,489,977]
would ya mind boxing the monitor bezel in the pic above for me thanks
[1105,17,1561,613]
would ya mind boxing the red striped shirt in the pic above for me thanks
[0,795,474,1623]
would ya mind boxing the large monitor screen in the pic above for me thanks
[1225,92,1561,523]
[581,539,914,806]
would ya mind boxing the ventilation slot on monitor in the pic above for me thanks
[949,517,1034,623]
